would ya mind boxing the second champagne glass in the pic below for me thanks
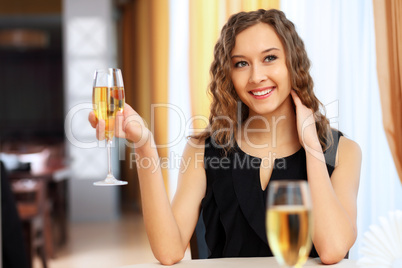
[92,68,127,186]
[266,180,312,268]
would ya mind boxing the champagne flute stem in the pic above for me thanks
[107,139,113,176]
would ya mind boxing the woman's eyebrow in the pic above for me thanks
[262,47,279,53]
[231,47,280,59]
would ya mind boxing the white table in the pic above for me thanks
[121,257,358,267]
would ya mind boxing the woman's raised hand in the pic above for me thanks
[290,90,320,150]
[88,103,151,147]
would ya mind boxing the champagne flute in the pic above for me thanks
[92,68,127,186]
[266,181,312,267]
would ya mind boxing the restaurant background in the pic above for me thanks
[1,0,401,267]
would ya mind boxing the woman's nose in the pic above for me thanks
[249,65,268,84]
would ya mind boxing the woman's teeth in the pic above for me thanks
[252,88,273,96]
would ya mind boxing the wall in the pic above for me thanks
[63,0,120,222]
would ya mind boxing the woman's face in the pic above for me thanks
[230,22,292,117]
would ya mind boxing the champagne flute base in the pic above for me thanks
[93,174,127,186]
[93,180,128,186]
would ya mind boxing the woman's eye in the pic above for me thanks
[264,55,277,62]
[234,61,248,68]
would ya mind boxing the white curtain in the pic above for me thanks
[168,0,191,199]
[281,0,402,259]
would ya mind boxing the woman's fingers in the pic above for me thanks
[89,103,149,145]
[290,89,313,116]
[88,111,98,128]
[96,118,106,140]
[115,110,126,139]
[122,103,137,118]
[121,104,151,146]
[290,90,320,149]
[89,110,105,140]
[290,89,302,106]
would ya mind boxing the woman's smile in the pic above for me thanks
[249,86,276,99]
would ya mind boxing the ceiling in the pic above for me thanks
[0,0,61,15]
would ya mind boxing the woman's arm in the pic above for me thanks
[89,105,206,265]
[304,137,361,264]
[290,91,362,264]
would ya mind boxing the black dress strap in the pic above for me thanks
[324,129,343,173]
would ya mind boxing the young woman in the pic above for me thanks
[89,9,361,265]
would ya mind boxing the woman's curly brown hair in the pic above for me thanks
[195,9,333,152]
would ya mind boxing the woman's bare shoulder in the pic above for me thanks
[337,135,362,166]
[183,137,206,155]
[339,136,361,155]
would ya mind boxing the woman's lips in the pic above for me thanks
[249,87,275,99]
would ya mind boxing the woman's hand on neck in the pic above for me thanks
[290,90,321,151]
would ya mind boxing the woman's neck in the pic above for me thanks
[239,95,299,148]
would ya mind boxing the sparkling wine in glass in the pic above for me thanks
[266,181,312,267]
[92,68,127,186]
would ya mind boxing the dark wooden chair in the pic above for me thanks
[189,211,208,259]
[12,178,49,268]
[1,161,29,268]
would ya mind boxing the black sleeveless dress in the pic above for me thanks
[201,129,343,258]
